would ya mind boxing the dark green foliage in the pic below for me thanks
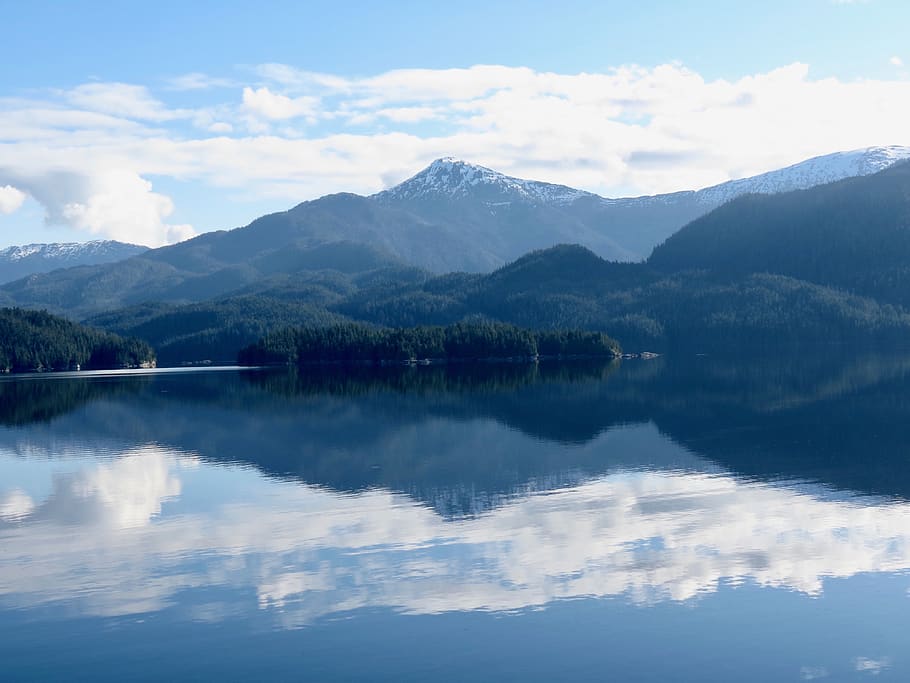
[335,244,910,352]
[441,321,538,359]
[0,307,155,372]
[1,238,415,319]
[91,236,910,364]
[536,329,624,357]
[238,321,619,366]
[34,162,910,363]
[649,161,910,306]
[87,295,347,366]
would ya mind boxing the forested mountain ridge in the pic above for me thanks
[6,152,910,365]
[2,239,412,319]
[649,160,910,306]
[93,242,910,366]
[3,147,908,319]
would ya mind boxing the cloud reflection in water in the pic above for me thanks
[1,435,909,628]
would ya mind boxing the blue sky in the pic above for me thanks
[1,0,909,247]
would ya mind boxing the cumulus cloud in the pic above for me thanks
[2,61,910,243]
[0,185,26,214]
[0,168,195,247]
[890,56,904,67]
[241,86,319,121]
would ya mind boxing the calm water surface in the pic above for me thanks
[2,352,910,681]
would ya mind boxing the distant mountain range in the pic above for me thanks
[84,159,910,364]
[0,240,148,285]
[2,146,909,324]
[371,146,910,265]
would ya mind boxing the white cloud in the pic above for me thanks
[2,61,910,244]
[241,86,319,121]
[166,72,236,91]
[890,56,904,67]
[65,82,185,122]
[0,185,26,214]
[57,170,195,246]
[0,168,195,247]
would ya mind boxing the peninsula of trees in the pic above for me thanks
[0,307,156,373]
[238,321,620,366]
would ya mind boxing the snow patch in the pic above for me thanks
[0,240,147,263]
[376,146,910,211]
[375,158,594,206]
[694,145,910,205]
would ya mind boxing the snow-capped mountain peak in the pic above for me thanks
[0,240,149,285]
[0,240,146,262]
[374,157,593,205]
[695,145,910,204]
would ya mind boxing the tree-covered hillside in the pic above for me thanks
[41,159,910,364]
[333,246,910,351]
[0,239,415,320]
[649,161,910,306]
[86,295,350,366]
[0,308,155,373]
[89,240,910,364]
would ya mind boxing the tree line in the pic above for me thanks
[238,321,620,366]
[0,307,155,373]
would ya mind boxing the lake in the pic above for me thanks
[2,351,910,681]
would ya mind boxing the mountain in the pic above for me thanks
[370,146,910,264]
[649,159,910,306]
[692,145,910,204]
[1,238,417,319]
[376,156,593,204]
[3,146,908,320]
[335,244,910,352]
[0,240,148,285]
[88,151,910,364]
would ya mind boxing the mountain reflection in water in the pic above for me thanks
[1,349,910,632]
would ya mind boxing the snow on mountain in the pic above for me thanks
[694,146,910,205]
[361,146,910,265]
[0,240,146,262]
[375,147,910,217]
[0,240,149,285]
[375,157,594,205]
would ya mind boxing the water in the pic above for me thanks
[1,352,910,681]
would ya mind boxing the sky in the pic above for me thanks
[1,0,909,248]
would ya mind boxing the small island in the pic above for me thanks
[238,321,621,367]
